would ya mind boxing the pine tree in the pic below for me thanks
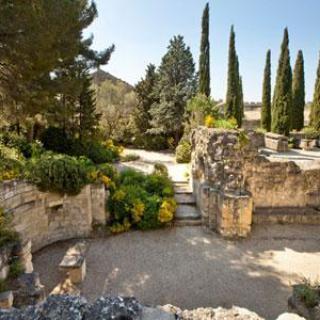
[134,64,158,134]
[261,50,272,131]
[271,28,292,136]
[78,74,100,140]
[310,54,320,130]
[199,2,210,97]
[149,35,196,144]
[291,50,305,131]
[225,26,242,127]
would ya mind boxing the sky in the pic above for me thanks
[86,0,320,102]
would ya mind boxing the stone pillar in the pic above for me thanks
[216,192,253,238]
[13,240,33,274]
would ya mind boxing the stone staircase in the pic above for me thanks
[174,182,201,226]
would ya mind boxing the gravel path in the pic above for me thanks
[33,225,320,320]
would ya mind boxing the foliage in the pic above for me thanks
[120,154,140,162]
[291,50,305,131]
[95,77,137,142]
[0,208,19,248]
[0,279,8,293]
[26,154,90,195]
[9,258,24,279]
[272,28,292,136]
[0,0,114,136]
[0,157,23,182]
[153,163,169,177]
[186,94,219,128]
[108,167,175,233]
[176,141,192,163]
[148,35,197,145]
[302,127,320,140]
[310,54,320,131]
[213,118,238,129]
[199,3,211,97]
[78,74,100,140]
[41,128,121,164]
[295,279,320,308]
[205,115,215,128]
[133,64,158,137]
[261,50,272,131]
[225,26,243,127]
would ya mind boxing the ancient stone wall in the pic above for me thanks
[192,127,320,233]
[0,181,108,252]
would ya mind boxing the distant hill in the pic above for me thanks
[91,69,134,92]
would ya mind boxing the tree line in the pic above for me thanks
[0,0,114,141]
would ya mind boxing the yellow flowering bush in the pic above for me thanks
[205,115,215,128]
[110,218,131,234]
[113,189,126,201]
[158,198,177,223]
[131,200,145,223]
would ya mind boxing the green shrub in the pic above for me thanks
[0,208,19,248]
[302,127,320,140]
[41,127,120,164]
[120,154,140,162]
[214,118,238,129]
[295,280,319,308]
[143,135,168,151]
[85,141,116,164]
[176,141,191,163]
[9,258,24,279]
[26,154,89,195]
[0,157,24,182]
[153,163,169,177]
[0,279,8,293]
[41,127,71,154]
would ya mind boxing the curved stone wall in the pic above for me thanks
[0,181,107,252]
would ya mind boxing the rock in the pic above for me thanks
[276,313,306,320]
[0,291,13,309]
[12,272,45,308]
[84,296,143,320]
[161,305,264,320]
[141,307,176,320]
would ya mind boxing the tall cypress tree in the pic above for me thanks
[291,50,305,131]
[238,75,244,127]
[261,50,272,131]
[271,28,292,136]
[199,2,210,97]
[310,54,320,130]
[225,26,242,127]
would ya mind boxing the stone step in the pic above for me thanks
[174,193,196,205]
[175,205,201,221]
[174,183,192,194]
[174,219,202,227]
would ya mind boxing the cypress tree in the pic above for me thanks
[310,54,320,130]
[261,50,272,131]
[225,26,242,127]
[238,75,244,127]
[271,28,292,136]
[291,50,305,131]
[199,2,211,97]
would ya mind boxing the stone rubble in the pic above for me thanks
[0,295,305,320]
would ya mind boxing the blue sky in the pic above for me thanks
[86,0,320,102]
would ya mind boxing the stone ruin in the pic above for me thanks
[191,127,320,238]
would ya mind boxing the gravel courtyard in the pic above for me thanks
[33,225,320,320]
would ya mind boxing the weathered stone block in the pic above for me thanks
[265,132,288,152]
[216,192,253,238]
[0,291,14,309]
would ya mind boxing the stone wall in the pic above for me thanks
[0,181,107,252]
[191,127,320,235]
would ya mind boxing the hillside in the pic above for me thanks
[92,69,134,92]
